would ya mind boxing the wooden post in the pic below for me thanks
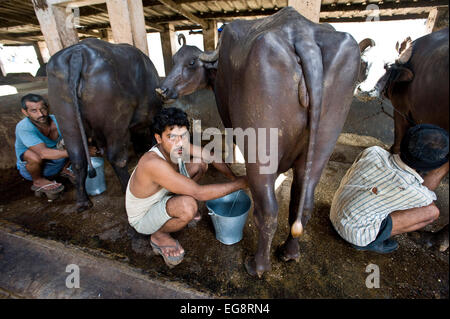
[33,42,45,67]
[32,1,79,56]
[37,41,51,63]
[106,0,133,44]
[203,20,217,51]
[160,23,177,76]
[106,0,149,55]
[288,0,322,23]
[128,0,149,56]
[426,7,449,34]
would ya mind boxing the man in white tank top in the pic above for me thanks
[126,107,247,267]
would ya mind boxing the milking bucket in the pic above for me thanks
[85,157,106,196]
[206,190,251,245]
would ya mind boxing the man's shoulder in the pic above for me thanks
[16,117,33,131]
[139,151,169,170]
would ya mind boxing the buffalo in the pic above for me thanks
[373,28,449,153]
[372,28,449,251]
[47,38,162,212]
[157,7,360,277]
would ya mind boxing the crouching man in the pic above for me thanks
[330,124,448,253]
[126,107,247,267]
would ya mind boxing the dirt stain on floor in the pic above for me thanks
[0,143,448,299]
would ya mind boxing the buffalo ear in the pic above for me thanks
[393,66,414,83]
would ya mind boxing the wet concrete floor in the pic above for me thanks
[0,133,448,299]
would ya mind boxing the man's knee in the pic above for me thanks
[426,204,440,222]
[23,149,42,164]
[179,196,198,222]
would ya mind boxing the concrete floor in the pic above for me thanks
[0,97,448,299]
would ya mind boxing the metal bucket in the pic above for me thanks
[85,157,106,196]
[206,190,251,245]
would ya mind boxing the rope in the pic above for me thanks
[372,96,417,126]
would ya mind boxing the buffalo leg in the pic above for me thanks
[64,138,92,212]
[244,170,278,278]
[106,139,131,192]
[391,109,411,154]
[279,156,305,262]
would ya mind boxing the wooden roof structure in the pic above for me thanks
[1,0,448,45]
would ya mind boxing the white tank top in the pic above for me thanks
[125,144,190,224]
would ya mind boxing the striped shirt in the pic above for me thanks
[330,146,436,246]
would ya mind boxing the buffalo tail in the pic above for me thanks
[69,48,96,178]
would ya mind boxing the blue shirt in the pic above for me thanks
[15,114,63,168]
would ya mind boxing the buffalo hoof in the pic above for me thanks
[76,200,93,213]
[278,240,300,262]
[244,256,270,279]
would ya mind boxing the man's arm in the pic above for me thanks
[144,157,246,201]
[189,143,237,180]
[29,143,69,160]
[29,143,98,160]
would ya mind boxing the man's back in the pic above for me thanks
[330,146,436,246]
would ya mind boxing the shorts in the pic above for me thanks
[367,215,393,246]
[17,155,67,181]
[130,194,174,235]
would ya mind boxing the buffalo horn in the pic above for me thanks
[359,38,376,53]
[178,34,186,46]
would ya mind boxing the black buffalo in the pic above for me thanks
[157,7,360,277]
[374,28,449,251]
[47,38,162,212]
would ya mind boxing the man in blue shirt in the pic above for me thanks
[15,93,96,199]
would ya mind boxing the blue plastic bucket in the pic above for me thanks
[85,157,106,196]
[206,190,251,245]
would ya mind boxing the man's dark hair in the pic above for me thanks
[400,124,449,175]
[151,107,190,136]
[21,93,47,110]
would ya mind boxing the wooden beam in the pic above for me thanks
[156,0,208,28]
[288,0,321,23]
[106,0,133,44]
[48,0,106,7]
[128,0,149,55]
[33,42,45,66]
[31,0,79,55]
[105,0,149,55]
[426,6,449,33]
[202,19,217,51]
[160,23,177,75]
[321,0,449,12]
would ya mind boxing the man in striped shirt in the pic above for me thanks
[330,124,449,253]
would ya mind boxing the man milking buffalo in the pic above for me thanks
[330,124,449,253]
[15,93,98,199]
[125,107,247,267]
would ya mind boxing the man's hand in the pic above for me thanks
[235,176,248,189]
[88,146,100,157]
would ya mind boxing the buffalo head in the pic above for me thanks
[355,36,413,101]
[156,41,220,103]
